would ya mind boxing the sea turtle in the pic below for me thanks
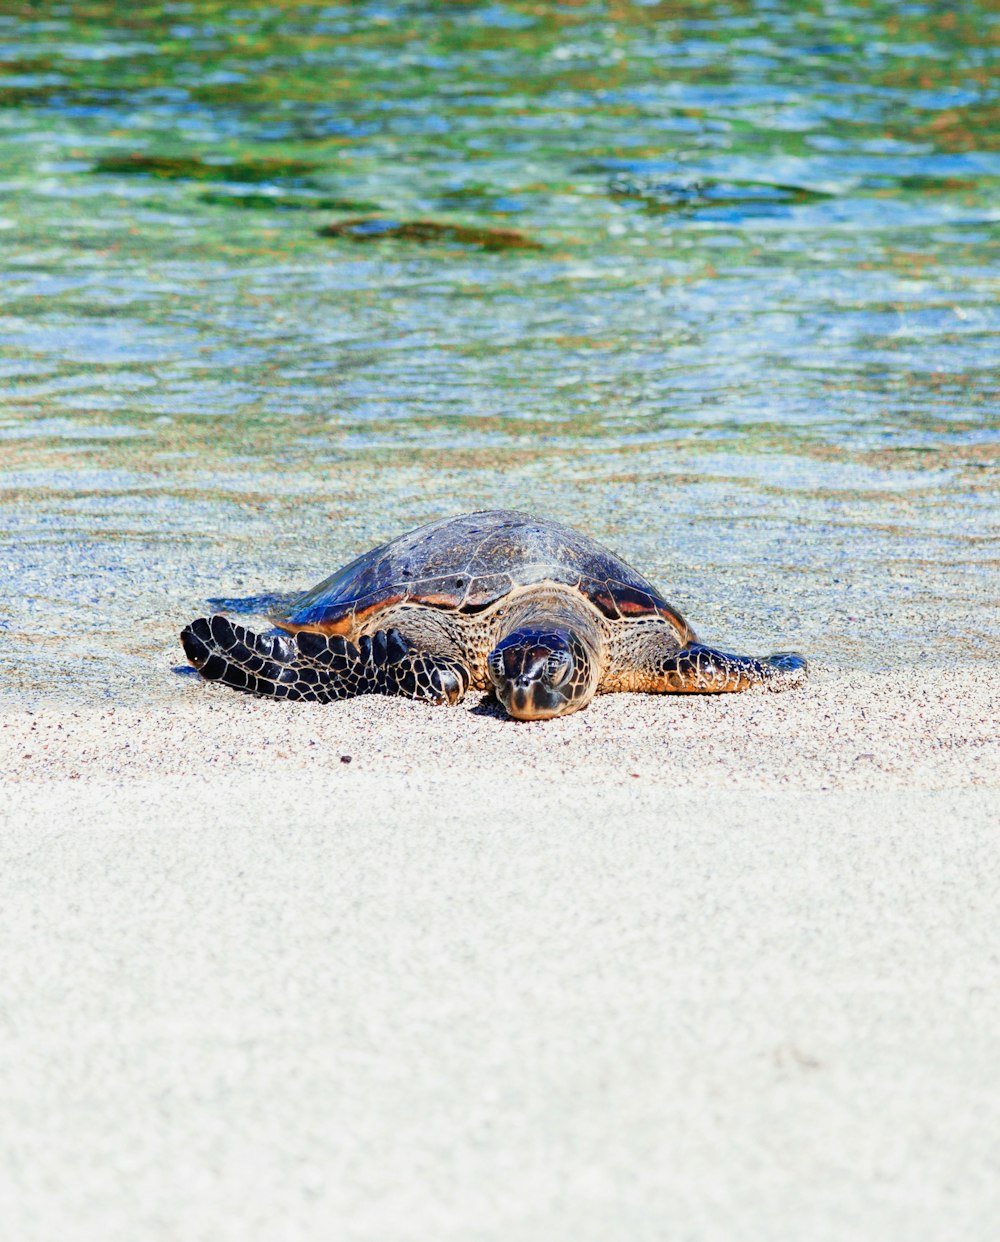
[180,509,806,721]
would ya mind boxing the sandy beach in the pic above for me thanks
[2,667,998,1240]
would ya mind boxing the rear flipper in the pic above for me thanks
[180,615,469,705]
[655,644,807,693]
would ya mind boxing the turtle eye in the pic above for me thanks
[488,650,506,684]
[546,650,572,687]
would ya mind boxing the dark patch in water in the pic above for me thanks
[318,217,542,251]
[883,174,980,193]
[95,153,320,184]
[200,191,381,212]
[0,84,67,105]
[0,57,61,74]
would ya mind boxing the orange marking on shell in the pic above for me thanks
[655,602,696,643]
[587,588,618,616]
[275,594,405,637]
[408,592,465,609]
[276,616,353,637]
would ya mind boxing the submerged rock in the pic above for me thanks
[318,217,542,251]
[201,191,381,212]
[95,153,320,184]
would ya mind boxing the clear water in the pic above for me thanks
[1,1,998,703]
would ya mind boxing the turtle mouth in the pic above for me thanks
[504,679,570,721]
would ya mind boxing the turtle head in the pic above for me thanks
[487,627,594,721]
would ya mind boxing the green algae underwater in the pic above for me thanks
[0,0,998,704]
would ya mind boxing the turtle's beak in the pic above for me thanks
[508,678,564,721]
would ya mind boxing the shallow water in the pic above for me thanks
[1,0,998,705]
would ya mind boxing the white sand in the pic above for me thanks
[2,666,999,1240]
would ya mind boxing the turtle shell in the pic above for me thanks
[272,509,692,640]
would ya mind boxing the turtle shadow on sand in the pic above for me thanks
[467,694,508,720]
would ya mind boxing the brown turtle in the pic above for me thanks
[180,509,806,720]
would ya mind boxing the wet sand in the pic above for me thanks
[2,667,999,1240]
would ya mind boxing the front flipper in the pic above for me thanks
[654,644,807,693]
[180,616,470,705]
